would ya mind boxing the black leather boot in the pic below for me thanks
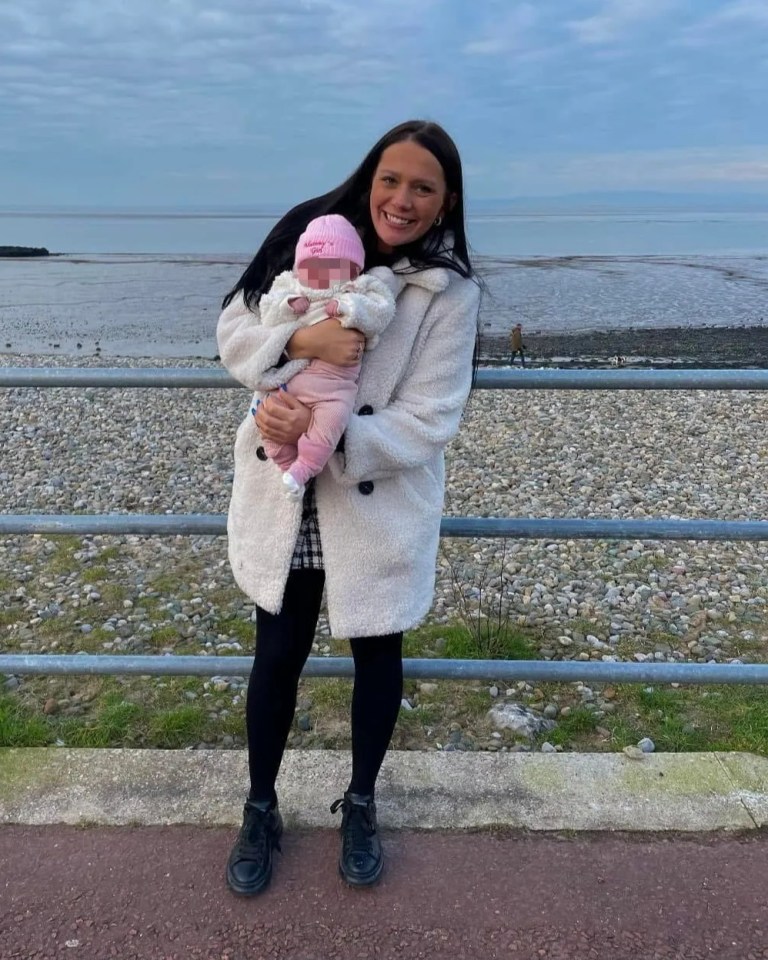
[226,798,283,896]
[330,791,383,886]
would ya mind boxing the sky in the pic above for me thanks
[1,0,767,208]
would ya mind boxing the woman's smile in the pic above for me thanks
[370,140,448,252]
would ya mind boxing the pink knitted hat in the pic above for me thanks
[294,214,365,271]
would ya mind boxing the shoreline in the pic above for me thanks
[480,324,768,368]
[3,324,768,369]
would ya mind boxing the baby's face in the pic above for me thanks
[296,258,360,290]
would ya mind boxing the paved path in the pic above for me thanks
[2,826,767,959]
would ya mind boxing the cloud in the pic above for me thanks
[678,0,768,47]
[1,0,767,205]
[704,0,768,27]
[567,0,677,45]
[0,0,442,150]
[500,147,768,193]
[462,3,539,56]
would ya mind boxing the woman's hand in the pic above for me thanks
[254,390,311,444]
[286,317,364,367]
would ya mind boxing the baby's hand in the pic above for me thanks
[325,298,340,318]
[288,296,310,315]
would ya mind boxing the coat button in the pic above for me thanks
[358,404,373,416]
[256,446,268,461]
[358,480,374,495]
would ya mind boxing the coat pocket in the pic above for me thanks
[399,463,443,514]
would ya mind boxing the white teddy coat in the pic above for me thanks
[258,268,398,355]
[217,257,481,638]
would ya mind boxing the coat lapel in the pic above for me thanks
[391,257,450,294]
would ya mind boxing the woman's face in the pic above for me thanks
[369,140,454,253]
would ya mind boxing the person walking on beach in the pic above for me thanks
[509,322,526,366]
[217,120,481,896]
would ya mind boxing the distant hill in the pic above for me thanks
[0,246,50,257]
[468,192,768,214]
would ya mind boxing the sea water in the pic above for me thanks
[1,207,767,358]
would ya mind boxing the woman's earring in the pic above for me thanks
[434,215,443,227]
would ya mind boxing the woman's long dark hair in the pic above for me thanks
[222,120,476,311]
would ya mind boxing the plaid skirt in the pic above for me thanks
[290,480,323,570]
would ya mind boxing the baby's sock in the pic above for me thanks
[282,472,305,500]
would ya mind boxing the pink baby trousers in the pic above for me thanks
[262,359,361,486]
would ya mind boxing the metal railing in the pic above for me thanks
[4,367,768,390]
[2,366,768,685]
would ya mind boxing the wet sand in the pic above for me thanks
[481,325,768,368]
[3,325,768,368]
[3,252,767,365]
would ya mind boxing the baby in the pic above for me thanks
[252,214,398,499]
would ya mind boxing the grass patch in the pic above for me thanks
[0,693,51,746]
[295,675,502,750]
[218,617,255,645]
[403,622,539,661]
[564,617,611,639]
[0,608,24,630]
[147,705,209,748]
[219,710,247,739]
[134,597,168,618]
[539,706,599,748]
[207,588,247,609]
[623,684,768,753]
[462,688,495,716]
[407,703,440,726]
[308,678,352,711]
[45,536,82,575]
[394,704,440,747]
[402,623,462,657]
[37,614,81,641]
[615,630,680,658]
[5,620,767,754]
[148,625,182,646]
[147,573,182,594]
[69,627,121,652]
[97,547,121,562]
[96,583,130,606]
[729,633,767,659]
[0,677,230,749]
[324,618,543,661]
[61,696,144,747]
[547,683,768,754]
[444,625,537,661]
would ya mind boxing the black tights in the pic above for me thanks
[246,569,403,804]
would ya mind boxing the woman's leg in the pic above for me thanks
[331,632,403,887]
[347,632,404,796]
[246,568,325,804]
[227,568,324,897]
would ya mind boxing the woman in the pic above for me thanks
[217,119,481,895]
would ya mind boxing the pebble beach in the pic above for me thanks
[2,352,767,690]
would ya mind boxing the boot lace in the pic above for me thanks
[330,797,375,854]
[238,801,280,858]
